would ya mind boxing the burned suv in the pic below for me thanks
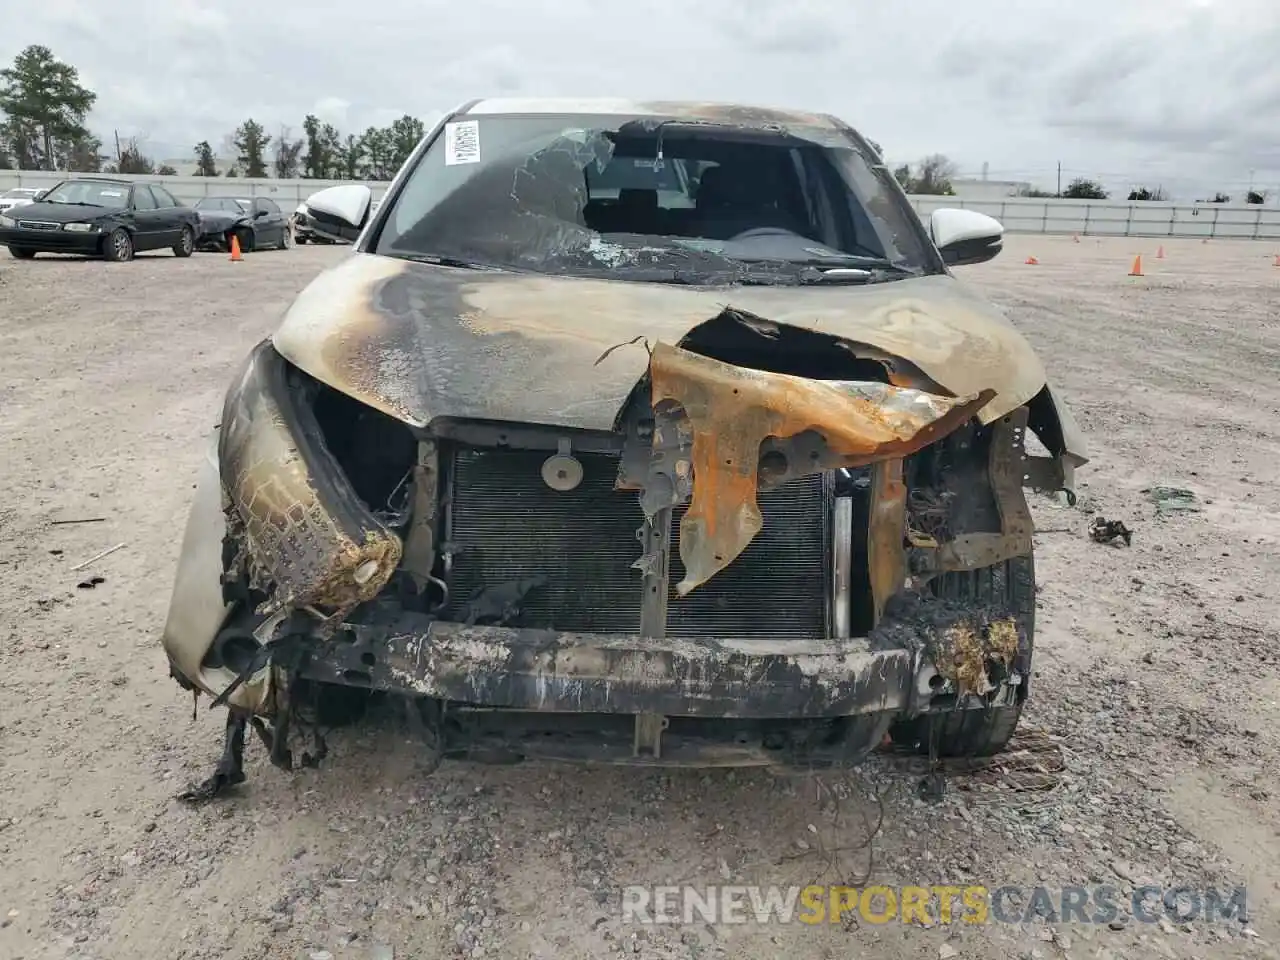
[162,99,1086,797]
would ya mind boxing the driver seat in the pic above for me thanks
[694,164,792,240]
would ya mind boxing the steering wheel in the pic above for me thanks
[727,225,886,259]
[727,226,798,241]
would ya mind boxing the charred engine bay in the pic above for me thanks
[196,305,1039,790]
[212,307,1028,658]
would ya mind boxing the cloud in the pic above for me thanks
[1,0,1276,197]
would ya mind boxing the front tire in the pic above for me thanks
[173,225,195,258]
[279,225,294,250]
[891,553,1035,758]
[9,246,36,260]
[103,228,133,263]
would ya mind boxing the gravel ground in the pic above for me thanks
[1,235,1278,960]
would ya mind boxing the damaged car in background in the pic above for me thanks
[193,196,294,253]
[160,98,1087,798]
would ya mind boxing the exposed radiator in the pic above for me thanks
[443,448,830,639]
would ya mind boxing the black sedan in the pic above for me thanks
[0,177,199,261]
[193,196,293,253]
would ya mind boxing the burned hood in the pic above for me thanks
[272,252,1069,446]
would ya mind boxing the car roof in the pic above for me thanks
[69,176,133,184]
[462,98,844,131]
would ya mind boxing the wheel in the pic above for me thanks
[9,246,35,260]
[103,228,133,262]
[172,225,195,258]
[295,234,308,245]
[890,553,1035,757]
[280,225,294,250]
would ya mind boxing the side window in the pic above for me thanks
[261,199,281,216]
[151,186,179,208]
[133,186,157,211]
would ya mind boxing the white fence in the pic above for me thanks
[908,195,1280,241]
[3,169,1278,240]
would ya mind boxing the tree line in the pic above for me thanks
[0,45,425,181]
[1019,179,1267,204]
[1,44,1270,203]
[188,113,425,180]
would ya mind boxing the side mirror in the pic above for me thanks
[303,184,372,243]
[930,208,1003,266]
[253,209,269,220]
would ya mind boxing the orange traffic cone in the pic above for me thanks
[229,233,243,262]
[1128,255,1143,276]
[1025,255,1039,265]
[1156,245,1165,259]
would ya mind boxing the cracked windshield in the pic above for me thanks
[375,114,935,284]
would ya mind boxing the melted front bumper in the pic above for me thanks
[301,617,919,718]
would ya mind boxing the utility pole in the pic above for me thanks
[1056,162,1062,197]
[114,129,121,167]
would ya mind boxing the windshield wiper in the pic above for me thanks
[787,256,917,273]
[390,253,495,270]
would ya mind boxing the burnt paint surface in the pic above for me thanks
[271,254,1081,462]
[467,98,845,132]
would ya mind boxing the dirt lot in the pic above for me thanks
[1,235,1278,960]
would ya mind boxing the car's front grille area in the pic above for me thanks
[17,220,60,231]
[667,475,829,638]
[443,447,830,639]
[445,449,644,633]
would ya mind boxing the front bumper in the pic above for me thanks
[291,215,334,242]
[0,226,102,253]
[295,616,947,766]
[303,618,917,718]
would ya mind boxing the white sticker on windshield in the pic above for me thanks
[100,190,123,197]
[444,121,480,166]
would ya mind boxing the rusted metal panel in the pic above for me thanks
[867,458,908,624]
[647,341,987,595]
[910,409,1034,576]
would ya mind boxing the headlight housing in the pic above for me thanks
[218,341,403,618]
[63,222,99,233]
[0,215,14,228]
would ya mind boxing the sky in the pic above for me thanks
[3,0,1278,200]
